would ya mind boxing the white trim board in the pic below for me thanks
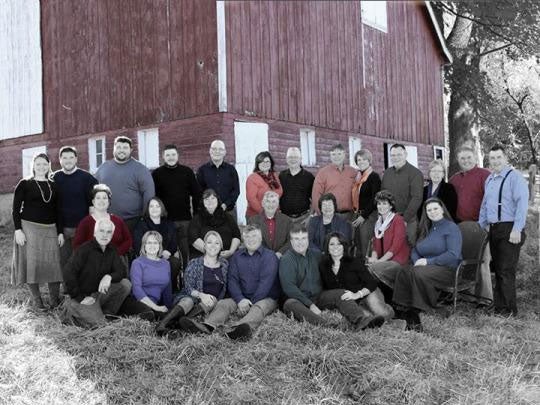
[216,1,227,112]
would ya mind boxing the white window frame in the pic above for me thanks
[88,137,106,174]
[433,145,445,161]
[348,137,362,167]
[361,1,388,33]
[22,145,47,178]
[300,129,316,166]
[137,128,160,169]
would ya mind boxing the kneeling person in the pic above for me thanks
[63,219,132,327]
[182,225,280,340]
[279,224,382,329]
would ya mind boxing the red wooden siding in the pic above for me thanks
[225,1,446,144]
[40,0,218,142]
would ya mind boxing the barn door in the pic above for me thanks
[234,121,269,224]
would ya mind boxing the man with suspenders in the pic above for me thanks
[479,144,529,316]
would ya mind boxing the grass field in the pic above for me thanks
[0,213,539,405]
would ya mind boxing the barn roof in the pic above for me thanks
[424,1,453,64]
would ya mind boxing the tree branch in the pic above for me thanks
[478,43,514,57]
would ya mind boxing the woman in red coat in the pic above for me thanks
[366,190,410,289]
[245,151,283,219]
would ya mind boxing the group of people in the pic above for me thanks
[11,136,528,337]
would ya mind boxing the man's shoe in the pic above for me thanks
[178,317,212,334]
[226,324,252,341]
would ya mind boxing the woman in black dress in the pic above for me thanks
[12,153,64,310]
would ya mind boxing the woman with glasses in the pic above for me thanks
[245,151,283,219]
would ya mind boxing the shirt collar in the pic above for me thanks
[489,166,512,179]
[239,246,264,256]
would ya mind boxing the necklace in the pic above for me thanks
[34,179,52,203]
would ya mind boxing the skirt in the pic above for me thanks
[11,220,63,285]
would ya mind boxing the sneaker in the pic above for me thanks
[226,324,252,341]
[178,317,212,334]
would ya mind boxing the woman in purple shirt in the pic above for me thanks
[393,198,462,332]
[130,231,173,315]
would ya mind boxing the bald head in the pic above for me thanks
[94,218,115,248]
[209,140,226,165]
[286,147,302,172]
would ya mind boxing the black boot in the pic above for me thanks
[226,323,252,340]
[404,310,423,332]
[155,305,185,336]
[48,282,62,309]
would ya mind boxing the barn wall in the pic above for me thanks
[225,1,446,145]
[40,0,218,143]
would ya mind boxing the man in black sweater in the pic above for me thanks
[63,219,131,327]
[152,144,201,268]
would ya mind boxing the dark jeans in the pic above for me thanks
[489,222,525,315]
[283,289,369,326]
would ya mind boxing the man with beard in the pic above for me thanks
[95,136,155,233]
[152,144,201,268]
[53,146,98,268]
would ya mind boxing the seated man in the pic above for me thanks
[248,190,293,258]
[180,225,280,340]
[279,224,382,329]
[62,218,133,327]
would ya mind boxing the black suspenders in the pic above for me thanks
[497,170,513,222]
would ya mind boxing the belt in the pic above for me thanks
[336,210,352,214]
[489,221,513,228]
[288,210,310,219]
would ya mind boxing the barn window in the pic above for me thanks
[88,137,106,173]
[300,129,316,166]
[21,145,47,178]
[348,137,362,167]
[361,1,387,32]
[137,128,160,169]
[1,0,43,139]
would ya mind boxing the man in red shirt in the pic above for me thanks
[449,145,492,304]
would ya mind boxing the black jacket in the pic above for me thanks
[418,180,458,221]
[319,256,378,293]
[356,171,381,219]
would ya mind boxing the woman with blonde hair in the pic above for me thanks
[12,153,64,310]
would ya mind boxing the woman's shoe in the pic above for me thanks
[404,310,423,332]
[155,305,185,336]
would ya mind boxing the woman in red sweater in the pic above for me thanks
[245,151,283,219]
[366,190,410,289]
[73,184,132,256]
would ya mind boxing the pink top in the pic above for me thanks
[73,214,133,255]
[311,164,357,213]
[371,214,410,265]
[245,172,283,218]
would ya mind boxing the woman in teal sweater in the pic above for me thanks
[393,198,462,331]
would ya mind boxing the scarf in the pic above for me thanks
[257,171,280,190]
[374,212,396,239]
[351,167,373,212]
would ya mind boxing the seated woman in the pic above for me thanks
[308,193,352,252]
[319,232,392,324]
[155,231,229,335]
[393,197,462,331]
[246,151,283,218]
[188,189,241,259]
[73,184,132,259]
[367,191,410,290]
[130,231,173,316]
[417,159,458,221]
[133,197,182,292]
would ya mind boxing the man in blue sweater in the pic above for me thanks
[180,224,280,340]
[95,136,155,233]
[53,146,98,269]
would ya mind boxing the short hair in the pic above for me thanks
[456,145,475,155]
[262,190,279,201]
[114,136,132,148]
[354,149,373,165]
[203,230,224,250]
[94,218,115,234]
[143,197,168,219]
[91,184,112,201]
[140,231,163,257]
[390,143,406,151]
[428,159,446,176]
[59,146,78,158]
[290,223,308,235]
[163,144,178,152]
[490,143,507,155]
[242,224,262,236]
[253,151,276,172]
[330,144,345,152]
[318,193,338,212]
[374,190,397,212]
[323,231,350,257]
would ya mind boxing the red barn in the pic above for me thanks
[0,0,450,220]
